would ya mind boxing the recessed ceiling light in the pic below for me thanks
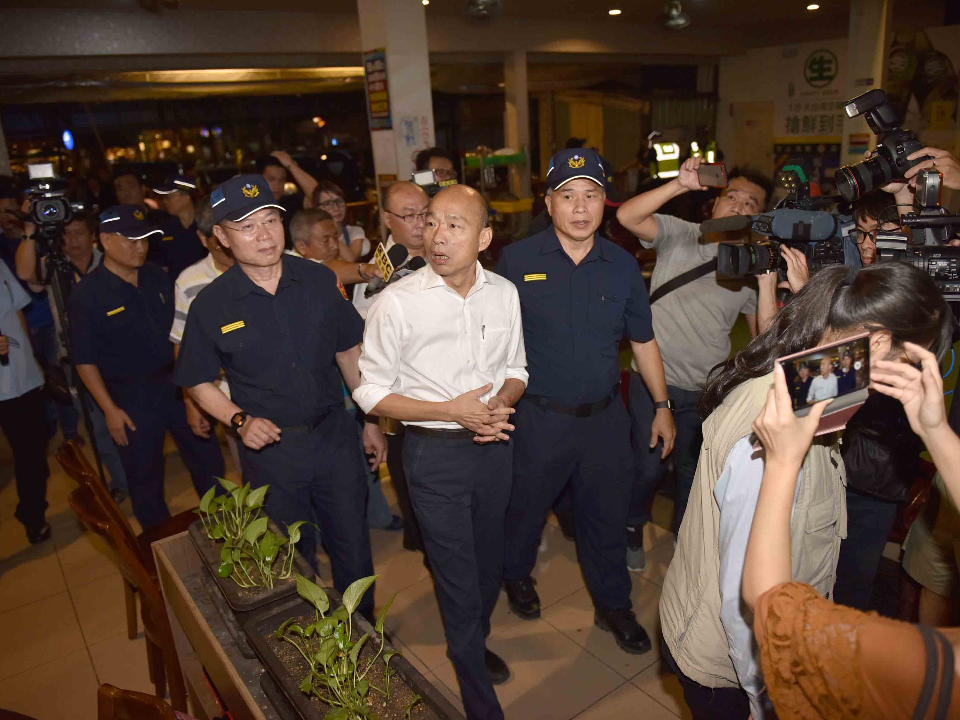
[806,3,819,9]
[608,8,622,15]
[422,0,429,5]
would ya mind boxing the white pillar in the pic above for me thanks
[356,0,436,193]
[839,0,893,166]
[504,49,531,198]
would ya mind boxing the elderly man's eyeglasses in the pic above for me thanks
[318,198,346,211]
[385,209,428,225]
[222,216,281,237]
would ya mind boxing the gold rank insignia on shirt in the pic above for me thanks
[523,273,547,281]
[106,306,125,316]
[162,235,173,242]
[221,320,245,334]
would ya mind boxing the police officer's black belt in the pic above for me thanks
[406,425,475,440]
[280,414,330,435]
[523,385,620,418]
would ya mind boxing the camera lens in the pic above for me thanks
[39,200,63,221]
[836,153,894,202]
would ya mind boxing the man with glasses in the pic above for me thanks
[69,205,224,531]
[175,176,384,617]
[415,148,458,183]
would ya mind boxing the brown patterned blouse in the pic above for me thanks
[754,582,960,719]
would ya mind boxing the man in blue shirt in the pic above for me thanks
[495,149,675,654]
[69,205,224,531]
[151,174,208,282]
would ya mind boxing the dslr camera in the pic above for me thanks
[835,89,928,202]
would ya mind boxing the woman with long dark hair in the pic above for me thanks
[659,262,954,720]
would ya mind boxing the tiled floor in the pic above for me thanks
[0,431,690,720]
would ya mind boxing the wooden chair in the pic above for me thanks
[70,485,188,712]
[56,439,198,639]
[97,684,177,720]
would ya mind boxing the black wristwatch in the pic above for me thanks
[653,400,675,411]
[231,411,248,430]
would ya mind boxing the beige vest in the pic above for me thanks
[659,372,847,689]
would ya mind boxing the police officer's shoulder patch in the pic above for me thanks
[221,320,245,334]
[336,277,348,300]
[523,273,547,281]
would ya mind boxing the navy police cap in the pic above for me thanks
[546,149,607,192]
[210,174,285,225]
[154,173,197,195]
[98,204,162,240]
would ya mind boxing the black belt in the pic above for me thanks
[406,425,475,440]
[523,385,620,418]
[279,410,332,435]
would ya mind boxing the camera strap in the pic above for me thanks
[649,259,717,304]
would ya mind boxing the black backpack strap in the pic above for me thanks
[648,259,717,305]
[912,624,942,720]
[932,627,955,720]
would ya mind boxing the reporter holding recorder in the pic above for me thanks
[354,185,527,720]
[742,341,960,719]
[659,262,953,720]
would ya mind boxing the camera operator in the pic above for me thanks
[415,147,458,183]
[615,156,777,570]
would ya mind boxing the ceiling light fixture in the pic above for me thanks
[422,0,429,5]
[608,8,622,15]
[662,1,691,29]
[806,3,819,8]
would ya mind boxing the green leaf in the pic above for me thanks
[243,516,268,545]
[220,546,232,563]
[348,632,369,668]
[357,679,369,698]
[303,622,316,638]
[286,519,306,545]
[287,624,305,637]
[218,477,239,493]
[260,531,280,565]
[217,561,234,578]
[221,496,236,513]
[405,694,422,720]
[375,592,397,634]
[318,617,336,638]
[299,675,313,694]
[342,575,378,617]
[296,575,330,615]
[332,606,348,624]
[209,525,223,540]
[323,708,348,720]
[275,617,295,640]
[317,637,338,667]
[236,483,250,508]
[198,486,217,514]
[383,650,400,668]
[245,485,268,508]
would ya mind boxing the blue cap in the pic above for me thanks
[98,205,162,240]
[546,149,606,192]
[210,174,285,225]
[154,174,197,195]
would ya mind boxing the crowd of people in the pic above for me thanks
[1,137,960,720]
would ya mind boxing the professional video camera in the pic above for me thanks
[835,88,928,202]
[24,164,85,249]
[714,163,848,280]
[411,168,457,198]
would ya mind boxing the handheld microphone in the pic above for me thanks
[364,244,409,297]
[363,255,427,298]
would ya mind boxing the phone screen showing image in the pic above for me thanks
[778,335,870,412]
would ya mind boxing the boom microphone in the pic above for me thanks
[364,244,409,296]
[701,209,840,242]
[699,215,753,234]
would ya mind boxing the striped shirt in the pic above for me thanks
[171,254,230,396]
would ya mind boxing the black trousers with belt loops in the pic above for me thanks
[238,407,376,618]
[403,428,512,720]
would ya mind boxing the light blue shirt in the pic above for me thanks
[0,261,44,401]
[714,436,803,720]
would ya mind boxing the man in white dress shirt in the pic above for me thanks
[806,356,839,403]
[355,185,526,720]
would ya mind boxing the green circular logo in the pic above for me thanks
[804,49,838,88]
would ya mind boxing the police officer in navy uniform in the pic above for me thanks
[70,205,225,531]
[495,149,676,654]
[152,174,208,281]
[174,175,384,617]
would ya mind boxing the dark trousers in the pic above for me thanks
[833,486,899,610]
[0,387,50,531]
[505,397,633,610]
[386,430,424,553]
[628,372,703,534]
[661,638,750,720]
[29,323,80,440]
[109,380,224,531]
[239,407,375,616]
[403,431,511,720]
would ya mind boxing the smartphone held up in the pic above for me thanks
[697,163,727,188]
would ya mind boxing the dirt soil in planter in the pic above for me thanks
[197,530,296,598]
[267,614,442,720]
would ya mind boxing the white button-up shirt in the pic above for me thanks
[354,261,528,430]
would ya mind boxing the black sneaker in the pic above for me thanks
[626,525,647,573]
[485,649,510,685]
[594,607,652,655]
[503,577,540,620]
[27,523,52,545]
[110,487,128,504]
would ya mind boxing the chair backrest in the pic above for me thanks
[57,440,143,558]
[97,683,177,720]
[70,485,187,711]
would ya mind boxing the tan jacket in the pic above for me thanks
[660,372,847,689]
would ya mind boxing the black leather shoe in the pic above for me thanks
[503,577,540,620]
[485,649,510,685]
[27,523,52,545]
[594,607,652,655]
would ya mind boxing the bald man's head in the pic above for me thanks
[431,185,489,231]
[381,181,430,253]
[381,181,428,214]
[425,184,493,286]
